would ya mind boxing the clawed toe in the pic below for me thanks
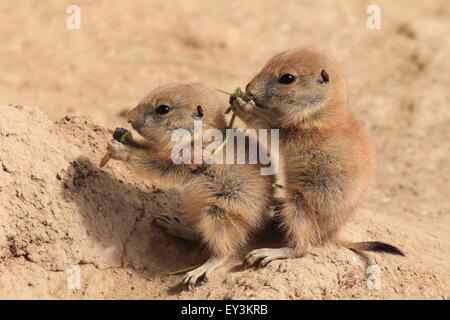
[153,215,172,229]
[181,257,226,290]
[153,215,180,228]
[153,214,200,242]
[183,268,208,290]
[244,247,294,268]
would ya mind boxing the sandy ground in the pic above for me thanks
[0,0,449,299]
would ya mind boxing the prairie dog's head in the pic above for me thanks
[128,83,226,142]
[246,49,347,128]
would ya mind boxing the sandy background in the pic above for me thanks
[0,0,449,299]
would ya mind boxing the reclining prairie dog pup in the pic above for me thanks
[106,83,276,288]
[231,48,404,266]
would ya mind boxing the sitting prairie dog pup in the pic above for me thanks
[106,83,275,288]
[231,48,404,267]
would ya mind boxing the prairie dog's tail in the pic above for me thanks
[339,241,405,256]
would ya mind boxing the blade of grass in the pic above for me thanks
[168,263,203,276]
[215,88,233,96]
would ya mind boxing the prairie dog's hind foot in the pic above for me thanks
[153,215,201,242]
[183,257,227,290]
[244,247,297,268]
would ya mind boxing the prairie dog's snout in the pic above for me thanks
[127,104,144,128]
[245,82,256,98]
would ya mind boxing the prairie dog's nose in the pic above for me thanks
[245,82,256,98]
[127,106,140,124]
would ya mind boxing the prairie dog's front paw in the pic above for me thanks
[113,127,131,142]
[231,97,257,122]
[107,140,130,161]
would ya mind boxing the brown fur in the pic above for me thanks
[107,83,275,285]
[232,49,403,257]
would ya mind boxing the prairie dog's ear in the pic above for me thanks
[318,69,330,84]
[193,105,204,119]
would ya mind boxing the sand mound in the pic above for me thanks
[0,105,448,299]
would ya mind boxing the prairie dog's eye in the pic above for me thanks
[278,74,296,84]
[155,104,171,115]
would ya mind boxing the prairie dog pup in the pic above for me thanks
[231,49,404,266]
[107,84,274,288]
